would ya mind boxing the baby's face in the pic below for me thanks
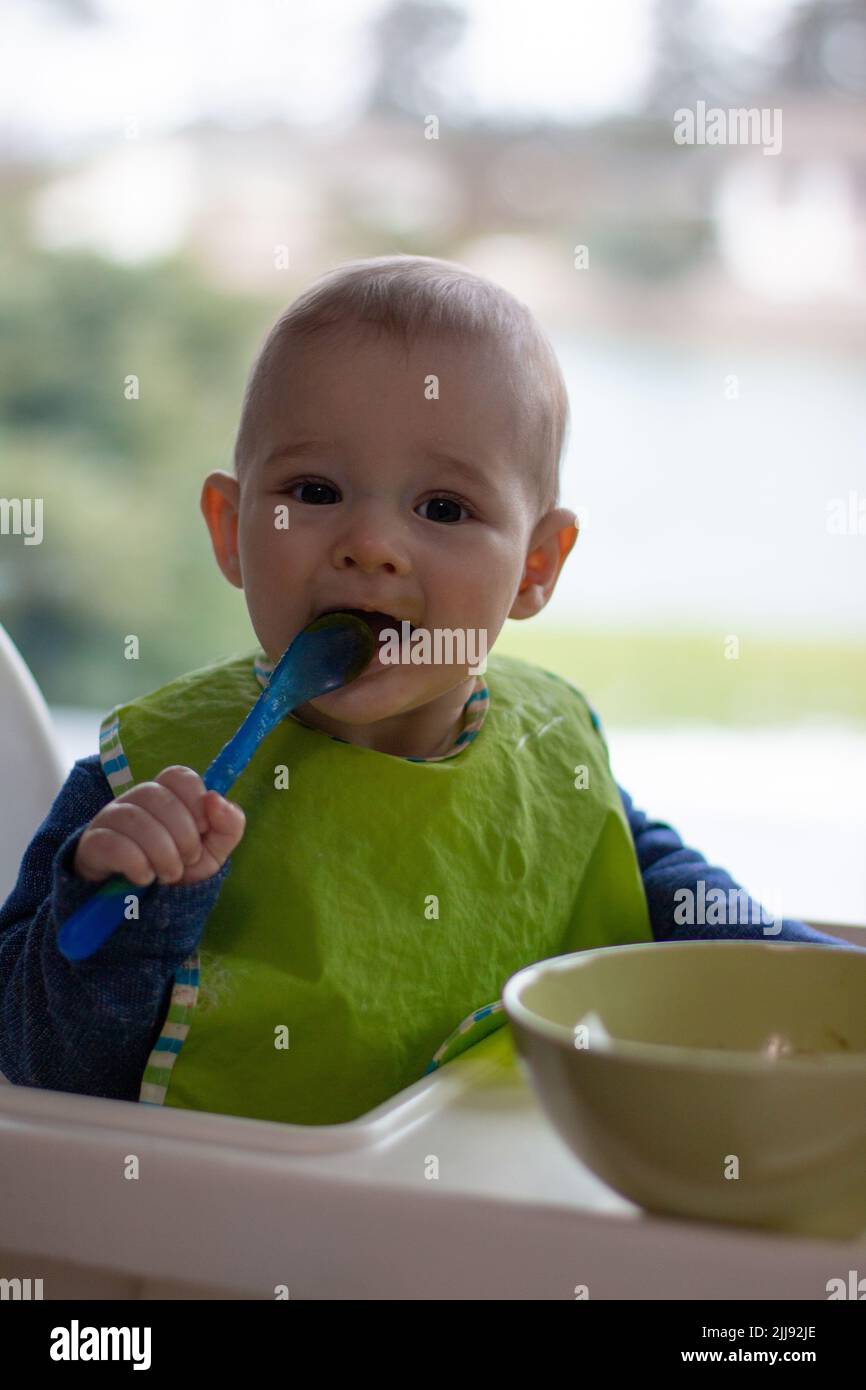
[203,327,574,742]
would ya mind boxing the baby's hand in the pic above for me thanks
[73,765,246,888]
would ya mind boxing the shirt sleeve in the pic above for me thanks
[0,754,233,1100]
[583,703,862,952]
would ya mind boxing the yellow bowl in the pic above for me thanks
[502,941,866,1239]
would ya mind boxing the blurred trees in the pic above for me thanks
[366,0,468,119]
[644,0,866,112]
[0,194,273,705]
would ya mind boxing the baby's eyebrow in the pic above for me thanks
[422,449,491,491]
[262,439,333,467]
[261,440,493,492]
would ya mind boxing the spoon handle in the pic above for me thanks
[200,674,303,796]
[56,615,372,964]
[56,692,291,962]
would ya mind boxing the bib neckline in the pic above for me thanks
[251,651,489,763]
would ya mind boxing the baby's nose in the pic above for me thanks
[332,520,411,574]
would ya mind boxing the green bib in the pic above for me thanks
[98,649,652,1125]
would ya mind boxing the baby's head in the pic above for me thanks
[201,254,578,749]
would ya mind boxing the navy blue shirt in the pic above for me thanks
[0,750,857,1105]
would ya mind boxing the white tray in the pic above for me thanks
[1,1026,862,1299]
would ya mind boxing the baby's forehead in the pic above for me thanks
[261,324,520,421]
[270,320,518,378]
[247,323,543,500]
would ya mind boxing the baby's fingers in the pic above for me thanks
[172,792,245,884]
[201,791,246,866]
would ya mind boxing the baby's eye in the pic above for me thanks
[416,495,471,524]
[287,479,340,505]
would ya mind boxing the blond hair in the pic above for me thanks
[233,254,569,518]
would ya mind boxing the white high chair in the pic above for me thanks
[0,628,863,1298]
[0,622,66,908]
[0,624,66,1090]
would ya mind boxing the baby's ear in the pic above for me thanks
[511,511,578,618]
[200,471,243,590]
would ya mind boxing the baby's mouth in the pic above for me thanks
[312,607,417,667]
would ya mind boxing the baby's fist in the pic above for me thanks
[73,764,246,887]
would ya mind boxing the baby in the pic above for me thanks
[0,254,857,1126]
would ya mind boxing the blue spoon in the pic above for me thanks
[57,612,375,963]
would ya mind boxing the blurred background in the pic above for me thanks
[1,0,864,921]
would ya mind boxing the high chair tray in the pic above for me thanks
[0,1026,862,1299]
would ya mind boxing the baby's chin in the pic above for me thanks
[305,663,463,726]
[323,665,428,714]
